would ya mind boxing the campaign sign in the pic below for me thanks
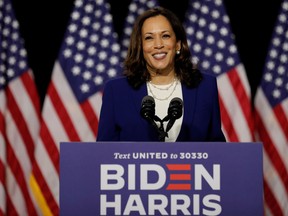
[59,142,263,216]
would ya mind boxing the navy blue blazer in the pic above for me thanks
[97,73,226,142]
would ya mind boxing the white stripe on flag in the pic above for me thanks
[34,139,60,205]
[52,62,96,141]
[255,90,288,168]
[263,150,288,215]
[217,69,253,141]
[6,167,27,215]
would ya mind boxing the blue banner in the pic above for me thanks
[60,142,263,216]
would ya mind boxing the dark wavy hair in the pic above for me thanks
[123,6,202,89]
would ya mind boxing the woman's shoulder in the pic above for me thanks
[104,76,128,88]
[196,71,218,91]
[200,71,217,82]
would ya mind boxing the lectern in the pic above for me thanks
[60,142,263,216]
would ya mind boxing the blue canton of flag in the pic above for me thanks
[0,2,29,89]
[184,0,241,75]
[120,0,159,61]
[59,0,122,103]
[260,8,288,107]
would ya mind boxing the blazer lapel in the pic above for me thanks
[131,83,148,114]
[177,84,197,141]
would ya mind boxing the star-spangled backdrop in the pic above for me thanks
[1,0,287,215]
[11,0,283,101]
[255,0,288,215]
[0,0,41,215]
[29,0,122,214]
[184,0,254,142]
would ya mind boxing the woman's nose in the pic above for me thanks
[154,44,164,49]
[154,38,164,48]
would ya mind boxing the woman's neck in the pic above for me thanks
[149,71,176,85]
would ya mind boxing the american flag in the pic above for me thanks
[29,0,122,214]
[254,0,288,215]
[120,0,159,61]
[0,0,41,215]
[184,0,254,142]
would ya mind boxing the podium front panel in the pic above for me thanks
[60,142,263,216]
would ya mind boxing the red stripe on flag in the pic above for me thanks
[40,122,60,174]
[218,96,239,141]
[255,111,288,194]
[0,160,4,183]
[21,72,41,117]
[81,100,99,136]
[0,208,4,216]
[274,105,288,141]
[166,164,191,170]
[6,196,17,216]
[6,140,37,215]
[227,68,254,139]
[49,83,80,141]
[33,162,59,214]
[6,87,35,161]
[0,156,5,214]
[263,180,284,216]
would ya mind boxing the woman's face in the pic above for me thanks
[141,15,181,75]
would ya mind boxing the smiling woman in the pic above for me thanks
[96,7,226,143]
[141,15,181,82]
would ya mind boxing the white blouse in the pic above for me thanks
[147,79,183,142]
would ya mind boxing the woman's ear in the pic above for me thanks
[176,41,181,52]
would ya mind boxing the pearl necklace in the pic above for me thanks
[149,78,176,90]
[147,79,179,101]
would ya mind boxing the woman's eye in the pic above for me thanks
[163,34,171,38]
[144,36,153,40]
